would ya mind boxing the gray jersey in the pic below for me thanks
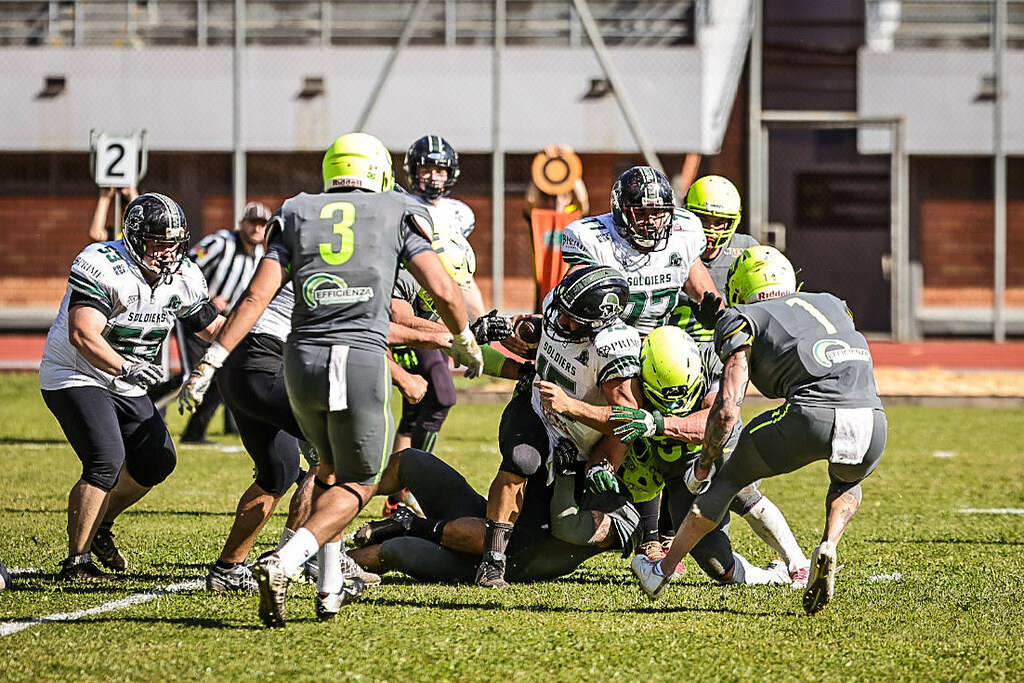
[714,292,882,409]
[266,190,433,351]
[392,269,436,321]
[673,233,759,343]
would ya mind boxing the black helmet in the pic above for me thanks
[122,193,189,279]
[404,135,460,201]
[611,166,675,253]
[543,265,629,342]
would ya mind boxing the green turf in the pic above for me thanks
[1,371,1022,681]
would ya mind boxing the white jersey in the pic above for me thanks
[39,240,211,397]
[251,282,294,343]
[530,308,641,463]
[561,210,705,335]
[415,195,476,239]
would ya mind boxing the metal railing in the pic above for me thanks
[866,0,1024,50]
[0,0,696,48]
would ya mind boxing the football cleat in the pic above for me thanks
[314,578,366,621]
[91,527,127,572]
[354,504,415,548]
[765,559,792,585]
[339,548,381,586]
[206,563,257,593]
[790,562,811,590]
[630,554,679,601]
[253,553,290,628]
[802,541,838,615]
[400,489,425,517]
[57,555,108,581]
[475,551,510,588]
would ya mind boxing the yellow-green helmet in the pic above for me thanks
[640,326,705,416]
[322,132,395,192]
[685,175,742,251]
[726,245,796,305]
[418,230,477,312]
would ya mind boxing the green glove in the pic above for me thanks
[392,346,419,370]
[585,460,620,494]
[611,406,664,444]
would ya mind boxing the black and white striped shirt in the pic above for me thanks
[189,229,265,312]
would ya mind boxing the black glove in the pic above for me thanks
[515,361,536,396]
[694,291,725,330]
[471,309,514,344]
[552,438,581,476]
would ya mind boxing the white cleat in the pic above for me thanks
[789,562,811,590]
[630,554,680,601]
[803,541,838,615]
[253,553,290,628]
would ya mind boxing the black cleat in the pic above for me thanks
[91,527,127,572]
[353,504,415,547]
[58,556,109,581]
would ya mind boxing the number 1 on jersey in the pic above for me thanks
[786,297,838,334]
[318,201,356,265]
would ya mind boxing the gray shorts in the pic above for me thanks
[699,402,887,522]
[283,342,394,484]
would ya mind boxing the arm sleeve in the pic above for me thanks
[180,300,220,333]
[715,309,755,361]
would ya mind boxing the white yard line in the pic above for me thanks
[0,578,203,637]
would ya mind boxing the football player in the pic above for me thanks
[475,264,645,588]
[40,193,224,580]
[608,325,806,586]
[180,132,483,627]
[631,246,887,615]
[559,165,721,567]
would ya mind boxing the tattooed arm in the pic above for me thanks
[699,346,751,471]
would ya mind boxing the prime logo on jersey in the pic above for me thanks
[301,273,374,309]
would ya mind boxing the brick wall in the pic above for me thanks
[920,199,1024,307]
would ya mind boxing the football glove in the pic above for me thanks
[552,438,580,476]
[470,309,514,345]
[450,325,484,379]
[683,460,716,495]
[694,291,725,330]
[118,360,163,389]
[585,460,620,495]
[177,342,229,414]
[392,345,419,370]
[610,406,664,444]
[515,362,536,396]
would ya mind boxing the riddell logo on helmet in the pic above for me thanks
[329,177,365,188]
[756,288,789,301]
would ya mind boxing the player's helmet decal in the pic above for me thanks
[418,230,476,313]
[322,132,395,193]
[611,166,675,253]
[404,135,460,201]
[639,326,705,416]
[685,175,742,252]
[726,245,797,305]
[544,265,629,342]
[122,193,190,281]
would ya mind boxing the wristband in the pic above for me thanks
[204,341,230,369]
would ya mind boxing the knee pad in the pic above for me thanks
[125,448,176,488]
[81,460,120,493]
[828,480,863,504]
[730,482,763,516]
[500,443,544,479]
[689,528,735,582]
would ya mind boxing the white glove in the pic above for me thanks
[177,342,229,414]
[118,360,164,389]
[684,460,716,495]
[450,325,484,379]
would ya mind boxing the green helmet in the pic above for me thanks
[685,175,742,251]
[726,245,796,305]
[640,326,705,417]
[322,132,395,192]
[417,230,477,313]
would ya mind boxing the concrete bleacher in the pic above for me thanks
[0,0,696,48]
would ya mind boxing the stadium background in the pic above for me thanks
[0,0,1021,341]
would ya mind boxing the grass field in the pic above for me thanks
[1,371,1022,681]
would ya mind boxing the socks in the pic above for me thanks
[407,517,447,544]
[743,498,808,571]
[276,527,319,577]
[317,541,343,594]
[278,527,296,549]
[483,519,515,556]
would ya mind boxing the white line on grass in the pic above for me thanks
[956,508,1024,514]
[0,578,203,637]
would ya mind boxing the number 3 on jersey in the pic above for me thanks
[319,201,356,265]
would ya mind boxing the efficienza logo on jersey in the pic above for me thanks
[301,273,374,309]
[812,339,871,368]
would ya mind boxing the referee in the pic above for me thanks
[181,201,270,443]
